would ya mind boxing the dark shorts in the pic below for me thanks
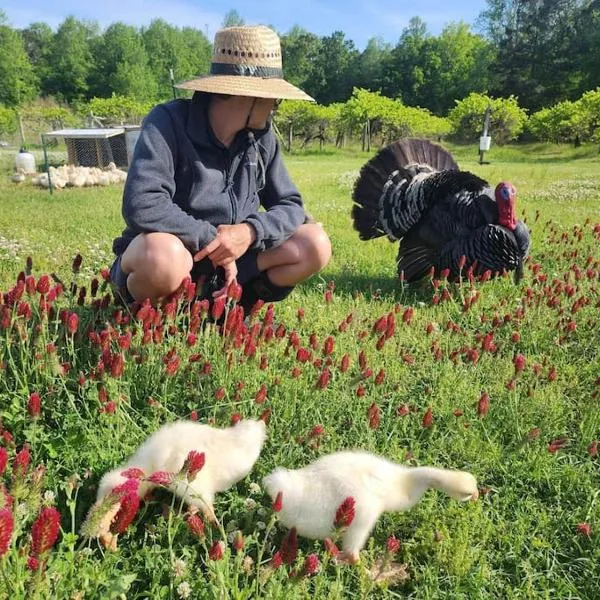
[109,249,262,304]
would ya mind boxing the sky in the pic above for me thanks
[3,0,489,50]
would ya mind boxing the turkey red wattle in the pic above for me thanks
[495,182,517,231]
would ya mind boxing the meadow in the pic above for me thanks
[0,142,599,599]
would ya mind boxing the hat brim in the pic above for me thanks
[176,75,315,102]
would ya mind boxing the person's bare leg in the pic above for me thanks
[256,224,331,286]
[120,232,193,303]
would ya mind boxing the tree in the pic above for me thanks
[352,37,391,93]
[0,12,38,106]
[304,31,358,104]
[448,92,527,143]
[383,18,492,115]
[281,26,322,90]
[575,0,600,92]
[45,17,98,102]
[478,0,585,110]
[434,23,493,112]
[142,20,211,101]
[381,17,435,106]
[21,22,53,95]
[222,10,245,27]
[89,23,157,101]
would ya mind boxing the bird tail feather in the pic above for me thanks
[396,232,439,282]
[352,138,458,240]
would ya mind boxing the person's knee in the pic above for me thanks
[304,225,332,272]
[123,233,193,287]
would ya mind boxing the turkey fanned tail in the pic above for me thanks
[352,139,488,241]
[352,138,458,240]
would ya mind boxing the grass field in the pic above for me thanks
[0,142,599,599]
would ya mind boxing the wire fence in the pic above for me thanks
[2,113,140,194]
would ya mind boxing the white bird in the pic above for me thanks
[91,419,267,549]
[11,169,25,183]
[263,450,478,563]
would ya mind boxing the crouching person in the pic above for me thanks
[110,25,331,312]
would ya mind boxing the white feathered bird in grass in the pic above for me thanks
[86,419,267,549]
[263,450,479,563]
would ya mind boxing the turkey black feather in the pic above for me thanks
[352,138,531,282]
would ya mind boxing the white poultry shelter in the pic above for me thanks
[42,126,140,169]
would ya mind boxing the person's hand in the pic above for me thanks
[193,223,256,266]
[212,260,238,300]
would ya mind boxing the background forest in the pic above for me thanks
[1,1,600,148]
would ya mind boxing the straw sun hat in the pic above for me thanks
[176,25,314,101]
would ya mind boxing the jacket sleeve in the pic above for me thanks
[122,105,217,254]
[243,135,305,252]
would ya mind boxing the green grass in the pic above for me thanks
[0,143,599,599]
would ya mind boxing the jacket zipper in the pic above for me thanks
[224,151,237,224]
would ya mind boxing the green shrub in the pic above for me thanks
[0,105,17,137]
[448,92,528,144]
[83,94,154,125]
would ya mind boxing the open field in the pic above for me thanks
[0,143,599,599]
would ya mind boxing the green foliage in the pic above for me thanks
[448,92,527,144]
[274,101,340,149]
[0,7,598,119]
[21,22,53,95]
[142,20,211,102]
[281,27,322,90]
[20,98,79,128]
[527,88,600,144]
[221,9,245,27]
[528,102,584,144]
[44,17,98,103]
[0,145,599,598]
[580,88,600,143]
[479,0,587,111]
[0,104,17,136]
[85,94,153,125]
[382,19,493,115]
[89,22,158,102]
[0,19,38,106]
[342,88,451,145]
[302,31,359,105]
[275,89,451,151]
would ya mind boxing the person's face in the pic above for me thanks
[245,97,277,129]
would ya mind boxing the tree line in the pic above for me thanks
[0,2,599,130]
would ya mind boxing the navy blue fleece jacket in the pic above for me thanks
[112,93,305,257]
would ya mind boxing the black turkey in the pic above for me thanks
[351,138,530,283]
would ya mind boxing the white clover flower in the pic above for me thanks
[177,582,191,599]
[227,531,236,543]
[16,503,28,518]
[256,507,267,518]
[43,490,56,504]
[242,555,254,574]
[256,521,266,531]
[244,498,258,511]
[248,482,261,495]
[172,558,187,578]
